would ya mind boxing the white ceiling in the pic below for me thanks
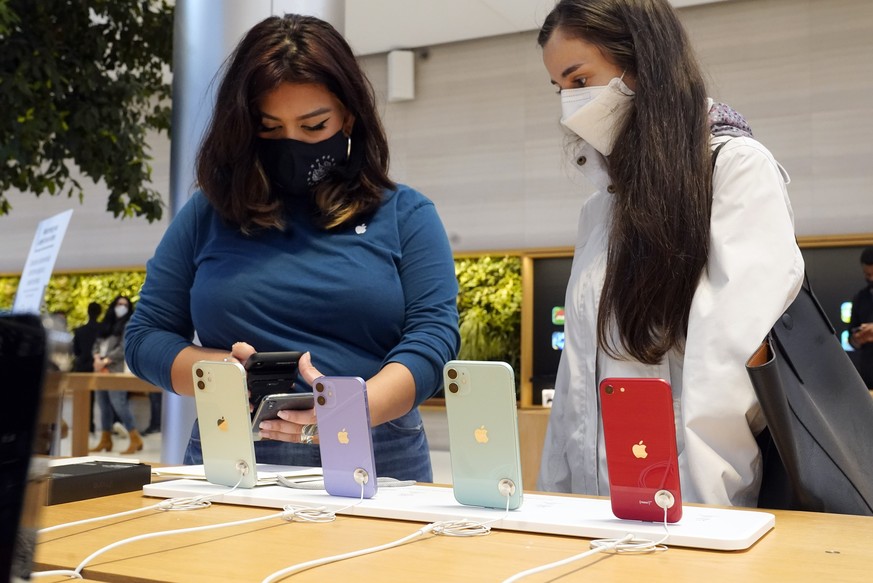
[345,0,732,56]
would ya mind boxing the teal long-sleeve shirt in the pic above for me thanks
[125,186,460,405]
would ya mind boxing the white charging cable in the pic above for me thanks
[260,476,373,582]
[501,492,673,583]
[261,521,436,583]
[33,501,333,580]
[431,478,516,537]
[37,462,253,536]
[260,477,518,582]
[31,462,294,580]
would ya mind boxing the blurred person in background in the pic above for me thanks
[72,301,102,432]
[849,247,873,388]
[90,295,142,454]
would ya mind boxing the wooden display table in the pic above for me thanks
[34,488,871,582]
[57,372,163,456]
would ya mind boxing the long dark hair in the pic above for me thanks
[539,0,712,364]
[98,295,134,338]
[196,14,394,232]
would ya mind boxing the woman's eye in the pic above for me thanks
[302,120,328,132]
[573,77,587,88]
[258,124,280,133]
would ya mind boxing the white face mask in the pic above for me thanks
[560,76,635,156]
[114,305,129,319]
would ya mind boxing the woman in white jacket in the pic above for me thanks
[537,0,804,507]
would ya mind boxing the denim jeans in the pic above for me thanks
[147,392,162,430]
[184,407,433,482]
[95,390,137,431]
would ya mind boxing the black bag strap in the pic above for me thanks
[797,272,835,335]
[711,139,730,173]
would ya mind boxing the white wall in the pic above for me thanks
[364,0,873,249]
[1,0,870,273]
[684,0,873,236]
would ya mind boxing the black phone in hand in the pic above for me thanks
[244,351,303,408]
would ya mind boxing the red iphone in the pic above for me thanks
[600,377,682,523]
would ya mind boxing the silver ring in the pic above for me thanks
[300,423,318,445]
[223,358,229,362]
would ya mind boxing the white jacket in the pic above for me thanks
[538,135,804,507]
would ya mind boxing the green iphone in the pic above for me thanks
[443,360,523,510]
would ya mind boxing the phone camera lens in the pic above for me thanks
[195,368,203,378]
[197,380,205,390]
[449,382,459,394]
[317,395,326,406]
[604,384,614,395]
[447,368,458,380]
[315,382,324,393]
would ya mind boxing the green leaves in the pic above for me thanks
[0,270,146,329]
[0,0,174,222]
[455,256,522,383]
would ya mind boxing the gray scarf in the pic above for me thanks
[709,102,754,138]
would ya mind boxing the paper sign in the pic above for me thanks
[12,209,73,314]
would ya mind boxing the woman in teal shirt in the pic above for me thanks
[125,14,459,481]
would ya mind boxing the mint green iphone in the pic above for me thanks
[443,360,523,510]
[192,360,258,488]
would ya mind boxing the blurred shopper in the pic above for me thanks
[72,302,103,372]
[849,247,873,388]
[91,295,142,454]
[72,301,102,432]
[142,393,162,435]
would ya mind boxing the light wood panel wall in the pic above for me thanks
[0,0,870,272]
[360,0,873,254]
[683,0,873,237]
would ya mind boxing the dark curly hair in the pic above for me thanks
[196,14,394,232]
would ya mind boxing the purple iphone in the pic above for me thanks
[313,376,377,498]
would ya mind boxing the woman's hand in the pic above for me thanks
[855,323,873,345]
[228,341,257,363]
[256,352,321,444]
[93,354,108,371]
[296,351,323,385]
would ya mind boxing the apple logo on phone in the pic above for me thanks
[632,440,648,459]
[474,425,489,444]
[216,416,229,432]
[337,428,350,444]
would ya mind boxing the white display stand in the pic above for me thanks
[144,466,774,551]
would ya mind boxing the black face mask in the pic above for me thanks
[257,130,349,198]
